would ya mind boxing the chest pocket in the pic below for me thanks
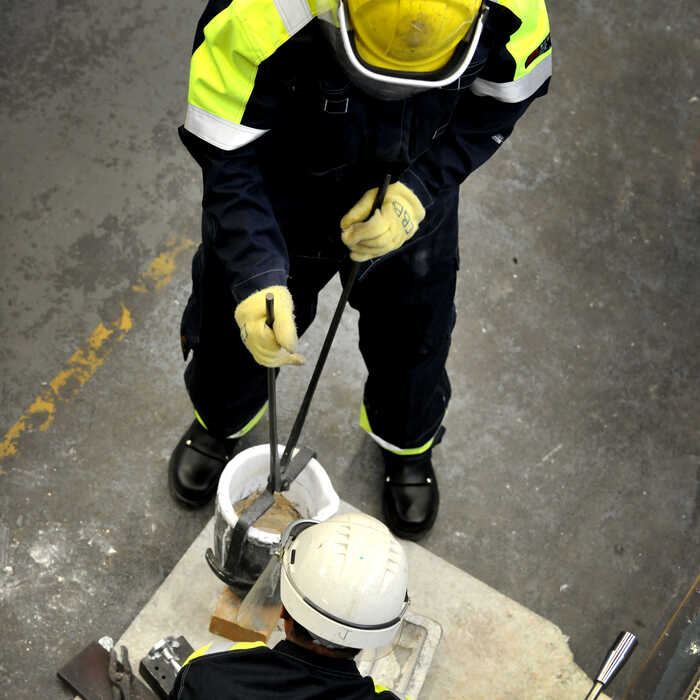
[293,76,368,178]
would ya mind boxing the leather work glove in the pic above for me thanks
[340,182,426,262]
[234,286,305,367]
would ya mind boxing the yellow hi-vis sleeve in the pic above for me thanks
[499,0,551,80]
[185,0,313,149]
[472,0,552,103]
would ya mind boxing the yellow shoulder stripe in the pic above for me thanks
[230,641,268,651]
[183,640,268,666]
[373,681,412,699]
[183,642,214,666]
[188,0,290,126]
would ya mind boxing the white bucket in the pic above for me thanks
[210,444,339,595]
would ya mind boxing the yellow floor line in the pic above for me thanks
[0,236,195,468]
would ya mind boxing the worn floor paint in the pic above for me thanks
[0,237,193,464]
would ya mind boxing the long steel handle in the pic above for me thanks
[266,293,281,492]
[280,174,392,468]
[584,631,638,699]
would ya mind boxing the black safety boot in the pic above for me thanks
[381,449,439,541]
[169,420,240,507]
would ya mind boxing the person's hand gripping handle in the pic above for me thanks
[341,181,425,262]
[235,285,304,367]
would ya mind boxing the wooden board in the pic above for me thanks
[209,586,282,643]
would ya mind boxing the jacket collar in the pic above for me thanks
[274,640,361,676]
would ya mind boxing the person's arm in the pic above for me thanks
[179,130,289,302]
[402,0,552,207]
[180,0,304,302]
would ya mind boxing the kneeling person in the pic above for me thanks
[169,513,411,699]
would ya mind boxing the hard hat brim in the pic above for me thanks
[280,563,407,649]
[335,0,489,90]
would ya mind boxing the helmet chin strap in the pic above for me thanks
[337,0,489,89]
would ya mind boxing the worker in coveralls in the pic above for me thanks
[168,514,411,699]
[170,0,552,539]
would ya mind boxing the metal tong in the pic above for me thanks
[265,293,281,493]
[277,173,392,471]
[108,645,132,700]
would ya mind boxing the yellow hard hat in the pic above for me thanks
[346,0,482,73]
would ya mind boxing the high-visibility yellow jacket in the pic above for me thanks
[179,0,551,302]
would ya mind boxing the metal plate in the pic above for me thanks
[356,611,443,700]
[139,636,194,699]
[57,641,154,700]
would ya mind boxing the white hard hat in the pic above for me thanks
[279,512,409,649]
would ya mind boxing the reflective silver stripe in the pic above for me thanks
[198,640,235,655]
[185,103,268,151]
[362,426,438,457]
[359,402,444,456]
[272,0,313,35]
[470,53,552,103]
[364,430,407,454]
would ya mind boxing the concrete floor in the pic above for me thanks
[0,0,698,698]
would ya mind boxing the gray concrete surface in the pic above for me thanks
[117,511,609,699]
[0,0,698,698]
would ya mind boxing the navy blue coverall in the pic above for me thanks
[178,6,551,452]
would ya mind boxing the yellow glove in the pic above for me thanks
[234,286,305,367]
[340,182,426,262]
